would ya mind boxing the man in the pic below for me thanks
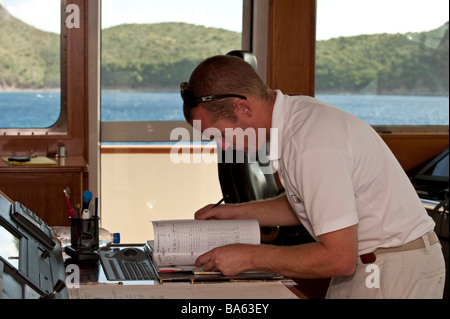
[181,55,445,298]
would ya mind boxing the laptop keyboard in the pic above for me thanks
[99,248,157,281]
[108,259,156,280]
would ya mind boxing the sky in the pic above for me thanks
[317,0,449,40]
[0,0,448,39]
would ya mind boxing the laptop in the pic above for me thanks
[99,244,158,281]
[99,242,283,283]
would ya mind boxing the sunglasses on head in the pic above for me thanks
[180,82,247,108]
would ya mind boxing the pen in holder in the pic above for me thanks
[66,216,100,263]
[70,216,100,250]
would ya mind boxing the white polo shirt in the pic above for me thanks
[269,90,435,255]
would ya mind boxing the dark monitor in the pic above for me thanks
[413,148,449,200]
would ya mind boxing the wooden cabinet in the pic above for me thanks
[0,157,88,226]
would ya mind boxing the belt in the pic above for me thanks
[360,232,440,264]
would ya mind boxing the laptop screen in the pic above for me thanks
[0,223,20,270]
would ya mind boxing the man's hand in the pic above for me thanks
[194,203,234,220]
[195,244,255,276]
[194,195,300,227]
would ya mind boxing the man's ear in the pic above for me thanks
[235,99,252,118]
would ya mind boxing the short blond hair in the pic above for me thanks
[183,55,269,124]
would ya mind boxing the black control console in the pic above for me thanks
[0,193,67,299]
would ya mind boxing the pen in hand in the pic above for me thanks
[212,195,228,208]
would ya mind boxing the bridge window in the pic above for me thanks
[0,1,63,133]
[100,0,243,144]
[315,0,449,126]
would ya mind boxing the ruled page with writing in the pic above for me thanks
[152,219,260,267]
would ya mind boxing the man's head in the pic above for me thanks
[181,55,273,151]
[182,55,270,124]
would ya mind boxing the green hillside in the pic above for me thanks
[0,4,448,95]
[101,22,241,89]
[0,5,59,89]
[316,23,449,95]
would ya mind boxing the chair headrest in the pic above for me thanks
[227,50,257,71]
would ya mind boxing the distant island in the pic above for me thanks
[0,4,448,95]
[316,23,449,95]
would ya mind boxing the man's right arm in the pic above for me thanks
[194,194,300,226]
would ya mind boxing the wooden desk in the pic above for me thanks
[0,156,88,226]
[67,260,307,299]
[65,248,308,299]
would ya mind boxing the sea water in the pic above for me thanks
[0,91,448,128]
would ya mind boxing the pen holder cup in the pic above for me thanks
[69,217,100,251]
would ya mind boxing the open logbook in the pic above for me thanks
[99,219,282,282]
[150,219,261,268]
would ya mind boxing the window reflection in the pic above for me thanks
[0,224,20,270]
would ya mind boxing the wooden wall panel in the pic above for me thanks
[0,157,88,226]
[380,133,449,174]
[267,0,316,96]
